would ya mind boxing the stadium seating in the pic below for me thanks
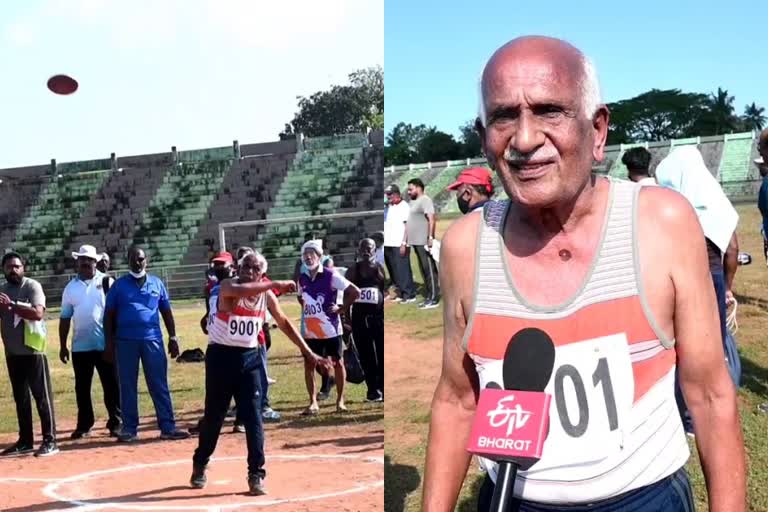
[10,171,110,274]
[388,132,760,214]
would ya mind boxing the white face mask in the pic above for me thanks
[305,261,320,271]
[129,270,146,279]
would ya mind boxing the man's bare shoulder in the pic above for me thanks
[637,185,700,238]
[441,210,483,257]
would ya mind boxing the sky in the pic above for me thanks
[385,0,766,142]
[0,0,383,168]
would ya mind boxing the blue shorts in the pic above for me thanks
[477,467,694,511]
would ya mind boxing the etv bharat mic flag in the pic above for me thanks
[466,388,551,467]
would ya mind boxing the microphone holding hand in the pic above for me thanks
[466,328,556,512]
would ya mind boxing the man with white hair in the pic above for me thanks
[59,245,121,439]
[424,36,744,511]
[191,250,329,495]
[298,240,360,415]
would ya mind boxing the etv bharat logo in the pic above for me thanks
[487,395,533,436]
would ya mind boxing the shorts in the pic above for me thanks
[307,336,344,362]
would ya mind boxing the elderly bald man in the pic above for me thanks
[422,36,745,512]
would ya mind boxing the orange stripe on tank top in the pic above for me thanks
[467,295,675,402]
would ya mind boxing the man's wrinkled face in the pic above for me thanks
[238,254,263,283]
[479,46,606,208]
[358,239,376,262]
[96,256,110,273]
[129,249,147,274]
[3,257,23,285]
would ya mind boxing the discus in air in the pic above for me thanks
[47,74,78,95]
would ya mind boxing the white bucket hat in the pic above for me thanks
[301,240,323,256]
[72,244,101,261]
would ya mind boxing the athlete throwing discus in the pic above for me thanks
[190,251,331,495]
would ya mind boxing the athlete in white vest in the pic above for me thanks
[422,36,745,511]
[191,251,331,496]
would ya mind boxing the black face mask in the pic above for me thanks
[213,267,231,282]
[457,194,471,214]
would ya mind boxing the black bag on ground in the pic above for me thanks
[176,348,205,363]
[344,337,365,384]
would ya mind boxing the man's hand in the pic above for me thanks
[327,304,341,315]
[306,352,333,373]
[399,244,406,256]
[428,237,434,249]
[59,347,70,364]
[168,336,180,359]
[0,293,11,308]
[726,289,735,305]
[272,280,297,294]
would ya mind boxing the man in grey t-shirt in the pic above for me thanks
[0,252,58,457]
[403,178,440,308]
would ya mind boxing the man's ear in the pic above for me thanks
[591,105,610,162]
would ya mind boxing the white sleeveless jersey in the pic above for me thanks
[465,179,689,504]
[208,284,267,349]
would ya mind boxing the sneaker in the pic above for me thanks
[262,408,281,422]
[107,426,122,438]
[0,442,34,457]
[248,474,267,496]
[34,441,59,457]
[190,464,207,489]
[160,429,190,440]
[390,297,403,303]
[420,301,439,310]
[366,391,384,402]
[317,391,331,401]
[232,423,246,433]
[70,430,91,440]
[401,298,417,304]
[117,432,139,443]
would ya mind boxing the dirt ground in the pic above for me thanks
[0,414,383,512]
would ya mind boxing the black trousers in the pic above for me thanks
[384,246,416,299]
[352,311,384,396]
[6,354,56,445]
[193,344,266,478]
[413,244,440,302]
[72,350,121,432]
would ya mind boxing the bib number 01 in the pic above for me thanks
[554,357,618,438]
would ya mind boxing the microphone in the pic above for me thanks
[466,328,556,512]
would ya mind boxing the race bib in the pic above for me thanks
[226,314,261,344]
[479,333,634,472]
[534,333,634,470]
[356,287,381,304]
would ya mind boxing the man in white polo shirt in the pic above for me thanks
[59,245,121,439]
[384,184,416,302]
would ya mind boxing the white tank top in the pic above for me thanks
[465,179,689,504]
[208,284,266,349]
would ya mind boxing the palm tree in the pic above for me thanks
[708,87,737,134]
[743,102,766,131]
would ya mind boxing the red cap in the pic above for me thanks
[211,251,233,263]
[446,167,493,193]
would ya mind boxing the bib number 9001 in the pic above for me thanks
[229,319,255,337]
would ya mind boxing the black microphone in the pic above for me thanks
[490,328,556,512]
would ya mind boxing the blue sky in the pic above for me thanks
[0,0,383,168]
[385,0,765,141]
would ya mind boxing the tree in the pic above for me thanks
[743,102,766,131]
[606,89,710,145]
[697,87,738,135]
[416,129,463,163]
[384,122,430,166]
[281,66,383,137]
[459,120,483,158]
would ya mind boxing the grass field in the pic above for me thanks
[0,299,382,437]
[385,203,768,512]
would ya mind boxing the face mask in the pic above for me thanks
[213,267,231,282]
[129,270,146,279]
[306,261,320,271]
[457,194,471,214]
